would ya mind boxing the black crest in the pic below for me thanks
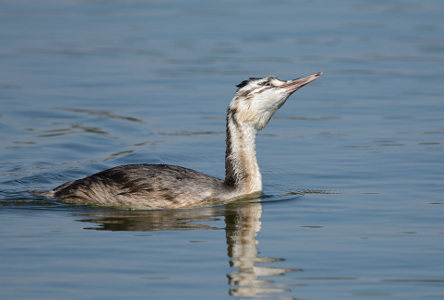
[236,77,261,91]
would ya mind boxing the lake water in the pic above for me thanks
[1,0,444,299]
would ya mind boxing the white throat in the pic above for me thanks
[225,109,262,194]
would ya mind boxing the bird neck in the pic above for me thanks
[224,108,262,194]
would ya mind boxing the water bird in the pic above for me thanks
[42,72,323,209]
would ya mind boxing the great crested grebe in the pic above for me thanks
[43,72,323,209]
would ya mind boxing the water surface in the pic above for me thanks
[1,0,444,299]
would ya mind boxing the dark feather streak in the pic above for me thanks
[236,77,261,90]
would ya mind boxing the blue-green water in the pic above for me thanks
[1,0,444,299]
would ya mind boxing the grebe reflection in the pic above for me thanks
[77,201,300,297]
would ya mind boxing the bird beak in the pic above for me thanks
[283,72,323,93]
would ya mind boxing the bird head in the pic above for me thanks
[229,72,323,131]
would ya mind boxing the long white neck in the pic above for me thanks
[224,108,262,194]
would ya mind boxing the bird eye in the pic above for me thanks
[264,82,273,87]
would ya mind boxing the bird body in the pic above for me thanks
[44,72,323,209]
[47,164,232,209]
